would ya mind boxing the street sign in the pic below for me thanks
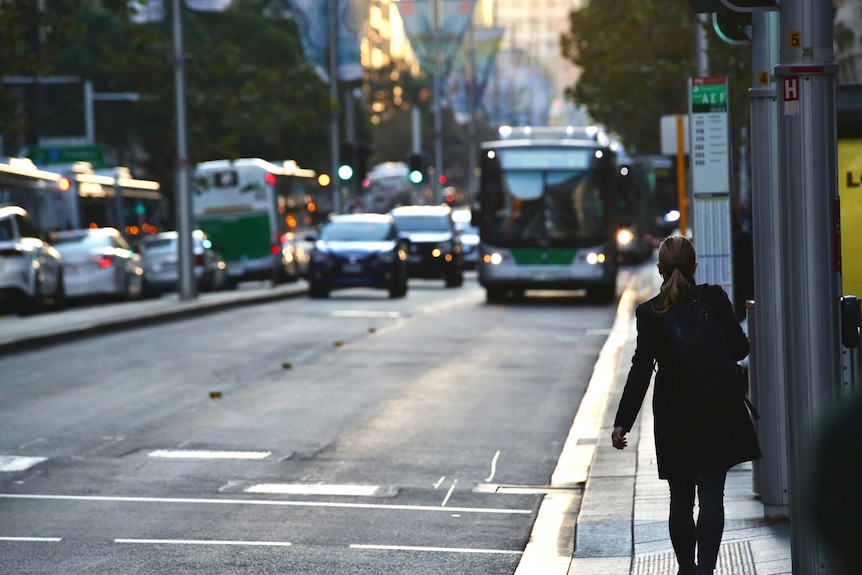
[22,144,106,168]
[688,75,733,297]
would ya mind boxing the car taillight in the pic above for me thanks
[194,254,206,266]
[271,244,280,255]
[97,256,113,269]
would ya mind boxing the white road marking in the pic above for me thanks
[433,476,446,489]
[440,479,457,507]
[331,310,401,318]
[148,449,271,460]
[351,544,522,555]
[245,484,380,496]
[116,538,291,547]
[0,493,531,515]
[486,450,501,482]
[0,456,47,472]
[0,537,61,542]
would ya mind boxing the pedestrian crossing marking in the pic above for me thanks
[148,449,271,460]
[0,456,47,472]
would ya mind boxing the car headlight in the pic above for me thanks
[617,229,634,246]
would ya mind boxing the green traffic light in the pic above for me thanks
[408,170,423,184]
[338,164,354,181]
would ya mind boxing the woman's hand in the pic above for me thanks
[612,426,628,450]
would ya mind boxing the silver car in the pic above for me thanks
[0,205,66,315]
[139,230,229,295]
[52,227,145,301]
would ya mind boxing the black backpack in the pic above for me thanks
[662,285,744,403]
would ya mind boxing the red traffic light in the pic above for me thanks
[438,175,448,185]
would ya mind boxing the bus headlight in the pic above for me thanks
[483,252,504,265]
[617,229,634,246]
[586,252,607,265]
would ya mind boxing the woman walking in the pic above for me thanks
[611,235,761,575]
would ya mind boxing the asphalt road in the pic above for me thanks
[0,275,621,574]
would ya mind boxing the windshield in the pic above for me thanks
[391,214,451,233]
[477,147,615,245]
[321,220,395,242]
[53,232,112,249]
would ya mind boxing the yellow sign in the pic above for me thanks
[839,139,862,296]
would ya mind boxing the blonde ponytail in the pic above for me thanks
[653,235,696,316]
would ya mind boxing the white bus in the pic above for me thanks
[193,158,317,286]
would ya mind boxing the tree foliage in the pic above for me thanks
[561,0,751,156]
[0,0,334,218]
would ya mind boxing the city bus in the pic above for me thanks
[192,158,317,286]
[473,129,622,303]
[0,157,164,241]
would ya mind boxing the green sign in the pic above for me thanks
[23,145,106,168]
[690,82,728,114]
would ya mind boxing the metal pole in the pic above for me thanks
[776,0,841,571]
[329,0,341,215]
[345,88,356,198]
[748,10,788,519]
[467,19,477,205]
[411,106,421,153]
[172,0,196,300]
[432,0,443,204]
[84,80,95,144]
[696,14,710,77]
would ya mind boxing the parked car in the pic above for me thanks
[0,205,66,315]
[306,213,408,299]
[52,227,144,301]
[451,208,479,270]
[139,230,229,296]
[390,204,464,287]
[273,231,310,285]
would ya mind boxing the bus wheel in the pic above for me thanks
[486,287,507,303]
[587,285,617,305]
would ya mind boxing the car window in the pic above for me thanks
[53,232,112,249]
[321,221,394,241]
[15,214,41,239]
[391,214,451,233]
[0,217,14,241]
[141,237,176,251]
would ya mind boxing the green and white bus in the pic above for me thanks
[473,128,622,303]
[193,158,317,286]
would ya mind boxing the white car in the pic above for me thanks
[0,205,66,315]
[52,227,145,301]
[452,209,479,270]
[139,230,229,295]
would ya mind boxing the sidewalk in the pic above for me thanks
[568,271,792,575]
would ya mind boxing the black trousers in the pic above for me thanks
[667,468,728,574]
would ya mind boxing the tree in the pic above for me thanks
[561,0,750,157]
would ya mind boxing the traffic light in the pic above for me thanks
[339,142,355,181]
[713,9,751,45]
[406,151,428,184]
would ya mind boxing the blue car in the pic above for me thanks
[307,213,409,299]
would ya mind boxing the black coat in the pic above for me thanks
[613,283,762,480]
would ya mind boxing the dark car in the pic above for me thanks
[306,213,408,299]
[389,205,464,287]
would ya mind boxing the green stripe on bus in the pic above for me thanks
[510,248,578,265]
[196,213,272,263]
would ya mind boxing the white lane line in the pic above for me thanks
[351,544,522,555]
[440,479,457,507]
[148,450,271,460]
[245,484,380,496]
[0,494,531,515]
[433,476,446,489]
[0,456,47,472]
[0,537,62,542]
[116,539,291,547]
[331,310,401,318]
[486,450,501,482]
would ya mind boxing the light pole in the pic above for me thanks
[171,0,196,301]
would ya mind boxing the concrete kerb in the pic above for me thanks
[0,283,308,355]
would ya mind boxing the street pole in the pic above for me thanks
[466,19,477,205]
[748,10,789,519]
[432,0,443,204]
[329,0,341,215]
[775,0,841,571]
[172,0,196,300]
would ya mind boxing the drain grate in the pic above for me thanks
[633,541,755,575]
